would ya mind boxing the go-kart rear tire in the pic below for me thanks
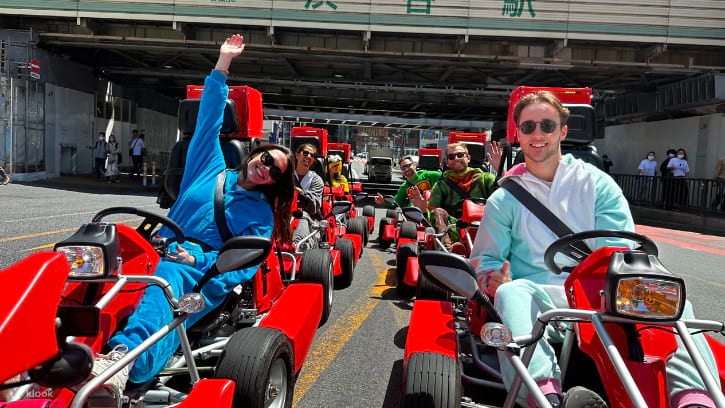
[215,327,294,408]
[378,218,393,250]
[399,221,418,240]
[362,205,375,218]
[346,216,368,247]
[402,352,460,408]
[396,243,418,298]
[385,209,398,219]
[299,248,334,325]
[416,270,450,301]
[334,237,355,288]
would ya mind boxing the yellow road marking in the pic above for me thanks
[293,250,393,406]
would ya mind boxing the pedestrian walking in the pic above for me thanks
[91,132,108,180]
[105,134,121,183]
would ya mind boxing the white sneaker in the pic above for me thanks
[90,344,131,402]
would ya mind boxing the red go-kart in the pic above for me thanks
[403,230,725,408]
[2,206,328,408]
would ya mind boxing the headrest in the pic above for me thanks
[178,99,240,136]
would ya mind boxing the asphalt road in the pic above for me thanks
[1,173,723,407]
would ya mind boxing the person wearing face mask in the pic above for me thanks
[105,134,121,183]
[292,143,324,251]
[84,34,296,402]
[409,142,497,255]
[637,151,658,202]
[660,149,677,210]
[668,148,690,209]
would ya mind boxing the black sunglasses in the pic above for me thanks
[518,119,560,135]
[261,151,283,182]
[298,150,315,157]
[400,162,414,170]
[447,152,467,161]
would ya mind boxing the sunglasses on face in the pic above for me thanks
[260,151,283,182]
[400,163,414,170]
[298,150,315,157]
[518,119,560,135]
[447,152,467,161]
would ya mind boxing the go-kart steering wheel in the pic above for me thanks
[92,207,185,245]
[544,230,658,275]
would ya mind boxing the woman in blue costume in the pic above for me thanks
[95,34,295,393]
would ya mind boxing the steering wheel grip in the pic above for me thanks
[544,230,658,275]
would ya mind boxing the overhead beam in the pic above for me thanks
[76,17,102,35]
[264,108,493,129]
[107,49,152,68]
[172,21,194,39]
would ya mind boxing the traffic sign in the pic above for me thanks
[29,58,40,79]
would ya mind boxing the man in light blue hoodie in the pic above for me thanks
[469,90,718,408]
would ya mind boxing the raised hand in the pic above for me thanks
[408,186,427,211]
[487,141,503,172]
[216,34,245,74]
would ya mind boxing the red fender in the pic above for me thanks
[341,233,362,261]
[330,248,342,277]
[0,252,69,384]
[366,215,374,233]
[404,300,457,363]
[403,256,419,287]
[260,283,323,373]
[175,379,235,407]
[382,223,396,241]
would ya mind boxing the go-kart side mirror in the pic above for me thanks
[402,206,425,224]
[29,342,94,388]
[192,236,272,293]
[418,251,479,300]
[383,195,397,207]
[354,192,368,202]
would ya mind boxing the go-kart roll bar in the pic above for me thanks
[501,309,725,408]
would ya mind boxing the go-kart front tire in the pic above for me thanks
[215,327,294,408]
[403,352,461,408]
[362,204,375,218]
[399,221,418,240]
[346,216,369,247]
[334,237,355,288]
[299,248,334,325]
[378,218,393,250]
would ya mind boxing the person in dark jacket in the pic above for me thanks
[660,148,677,209]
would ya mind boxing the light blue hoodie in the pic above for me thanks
[469,154,634,285]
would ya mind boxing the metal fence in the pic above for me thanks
[612,174,725,217]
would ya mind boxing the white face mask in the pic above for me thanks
[98,136,104,140]
[647,155,654,160]
[677,154,685,159]
[668,153,675,158]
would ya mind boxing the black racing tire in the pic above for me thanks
[214,327,294,408]
[402,352,461,408]
[378,218,393,250]
[399,221,418,241]
[334,237,355,289]
[386,209,399,219]
[362,205,375,218]
[299,248,334,325]
[346,216,368,247]
[396,242,418,298]
[416,270,451,302]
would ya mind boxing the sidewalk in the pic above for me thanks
[31,173,162,195]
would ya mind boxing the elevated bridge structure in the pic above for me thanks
[1,1,724,131]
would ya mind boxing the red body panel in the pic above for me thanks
[254,248,286,314]
[0,252,69,384]
[448,132,487,144]
[506,86,592,144]
[382,223,397,242]
[260,283,323,373]
[175,379,235,408]
[403,257,419,287]
[186,85,263,139]
[404,300,457,362]
[565,247,680,408]
[342,233,362,261]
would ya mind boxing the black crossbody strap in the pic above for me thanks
[500,178,591,254]
[442,178,470,201]
[214,171,234,243]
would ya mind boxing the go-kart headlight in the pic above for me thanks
[605,251,685,321]
[56,245,106,278]
[54,223,120,280]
